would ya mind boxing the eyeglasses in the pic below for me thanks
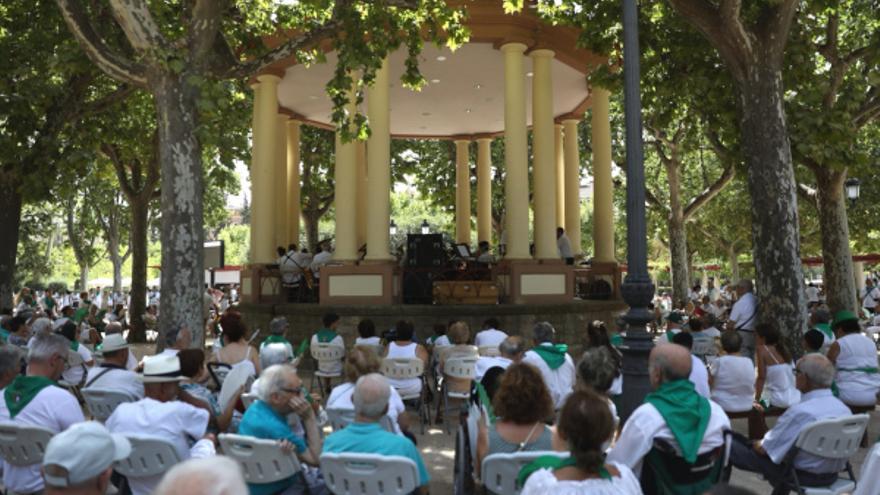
[281,386,303,395]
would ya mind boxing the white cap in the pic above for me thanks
[43,422,131,487]
[139,354,185,383]
[100,334,129,353]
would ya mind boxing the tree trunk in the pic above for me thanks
[303,210,320,253]
[80,265,89,292]
[107,225,123,294]
[128,196,149,342]
[153,74,205,350]
[0,170,23,309]
[666,159,690,304]
[814,167,857,313]
[738,65,807,341]
[729,245,740,282]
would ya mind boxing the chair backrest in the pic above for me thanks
[381,358,424,379]
[481,451,567,495]
[691,336,717,359]
[311,343,345,362]
[794,414,870,460]
[0,424,55,466]
[82,388,137,422]
[241,393,258,408]
[478,346,500,357]
[321,452,419,495]
[219,434,302,484]
[208,362,232,388]
[444,356,477,380]
[114,435,181,478]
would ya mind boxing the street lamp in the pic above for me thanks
[421,220,430,234]
[845,177,860,205]
[389,220,398,236]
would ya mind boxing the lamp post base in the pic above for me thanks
[618,276,656,422]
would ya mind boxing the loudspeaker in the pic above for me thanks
[406,234,444,267]
[403,270,434,304]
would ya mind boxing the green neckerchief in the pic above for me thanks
[43,296,55,309]
[0,327,9,343]
[73,307,89,323]
[610,334,623,347]
[644,379,710,464]
[295,339,309,357]
[813,323,834,341]
[838,366,880,373]
[531,344,568,370]
[475,382,496,423]
[315,328,338,343]
[261,335,289,348]
[4,375,56,419]
[69,339,79,351]
[516,455,610,488]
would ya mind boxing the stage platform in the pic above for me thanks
[237,299,628,353]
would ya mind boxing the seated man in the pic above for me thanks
[0,345,22,390]
[42,421,131,495]
[84,333,144,399]
[260,316,295,369]
[0,334,85,495]
[104,321,138,370]
[671,332,711,398]
[730,354,852,488]
[522,322,576,410]
[154,457,248,495]
[608,344,730,476]
[311,312,345,393]
[474,317,508,348]
[323,373,430,494]
[156,325,192,358]
[106,354,215,495]
[475,336,525,382]
[238,364,324,495]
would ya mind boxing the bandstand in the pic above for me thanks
[238,1,625,341]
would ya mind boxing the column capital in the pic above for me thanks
[287,119,302,129]
[256,73,281,85]
[275,113,288,122]
[500,42,528,53]
[554,123,563,130]
[562,118,580,125]
[454,138,471,145]
[476,137,493,144]
[530,48,555,59]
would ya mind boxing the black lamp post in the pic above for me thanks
[420,220,430,235]
[618,0,657,422]
[389,220,398,236]
[845,177,860,205]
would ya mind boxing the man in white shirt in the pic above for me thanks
[106,354,215,495]
[671,332,711,398]
[726,279,757,359]
[805,283,820,306]
[0,334,85,495]
[158,325,192,357]
[730,354,851,489]
[556,227,574,265]
[861,278,880,311]
[522,322,576,409]
[310,243,334,279]
[608,344,729,476]
[42,421,131,495]
[278,244,304,284]
[474,318,508,348]
[475,336,525,381]
[84,334,144,399]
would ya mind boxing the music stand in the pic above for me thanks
[454,243,472,259]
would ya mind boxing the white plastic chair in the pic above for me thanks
[481,451,568,495]
[321,452,419,495]
[440,356,477,433]
[326,408,396,433]
[381,358,429,434]
[777,414,869,495]
[310,344,345,395]
[219,434,302,484]
[478,346,500,357]
[0,424,54,466]
[82,388,137,422]
[853,441,880,495]
[241,392,258,408]
[114,435,181,478]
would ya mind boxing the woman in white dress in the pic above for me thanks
[212,312,260,377]
[521,390,642,495]
[385,320,429,397]
[827,311,880,406]
[754,323,800,409]
[709,331,756,413]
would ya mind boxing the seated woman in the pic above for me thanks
[827,310,880,406]
[179,348,244,432]
[57,321,95,385]
[520,390,642,494]
[326,346,411,438]
[476,363,555,480]
[354,319,382,348]
[576,347,620,425]
[385,320,429,397]
[213,311,261,377]
[755,323,800,409]
[584,321,623,395]
[709,331,755,413]
[438,321,479,396]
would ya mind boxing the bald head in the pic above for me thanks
[797,353,835,390]
[649,344,692,387]
[352,373,391,420]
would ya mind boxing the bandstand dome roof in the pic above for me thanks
[259,1,605,139]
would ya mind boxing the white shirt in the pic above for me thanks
[762,389,852,472]
[326,382,406,434]
[310,251,333,276]
[354,336,382,347]
[106,398,214,495]
[523,344,576,410]
[62,344,93,385]
[805,286,820,303]
[861,286,880,309]
[607,398,730,475]
[729,292,757,331]
[710,355,756,413]
[475,356,512,381]
[474,328,508,348]
[689,355,710,398]
[521,461,642,495]
[310,334,345,374]
[835,333,880,406]
[84,364,145,399]
[557,234,573,259]
[0,384,84,494]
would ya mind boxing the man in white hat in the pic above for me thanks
[0,334,85,495]
[105,354,215,495]
[42,421,131,495]
[83,334,144,399]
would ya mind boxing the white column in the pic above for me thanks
[334,87,358,262]
[501,42,530,259]
[366,58,392,261]
[455,140,471,245]
[355,140,367,249]
[554,124,565,229]
[531,49,557,260]
[563,119,581,256]
[275,114,289,250]
[286,120,302,247]
[476,138,493,244]
[249,74,280,264]
[591,87,615,262]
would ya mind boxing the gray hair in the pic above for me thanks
[499,336,526,358]
[30,318,53,337]
[577,347,619,393]
[164,325,188,348]
[352,373,390,420]
[154,456,247,495]
[105,321,124,334]
[737,279,753,292]
[269,317,289,336]
[260,343,294,370]
[532,321,555,344]
[257,364,296,401]
[0,346,22,376]
[28,333,70,363]
[798,354,835,388]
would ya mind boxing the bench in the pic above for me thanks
[726,406,786,440]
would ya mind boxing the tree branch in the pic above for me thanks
[666,0,750,81]
[190,0,227,64]
[762,0,799,64]
[108,0,170,53]
[102,143,136,198]
[226,21,344,79]
[683,162,735,220]
[72,85,136,121]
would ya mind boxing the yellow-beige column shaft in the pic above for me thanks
[249,74,280,263]
[286,120,302,247]
[531,49,557,260]
[476,138,492,244]
[355,140,367,249]
[334,88,358,262]
[591,88,615,262]
[274,114,289,250]
[563,119,582,256]
[501,43,530,259]
[554,124,565,229]
[455,139,471,245]
[366,58,392,261]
